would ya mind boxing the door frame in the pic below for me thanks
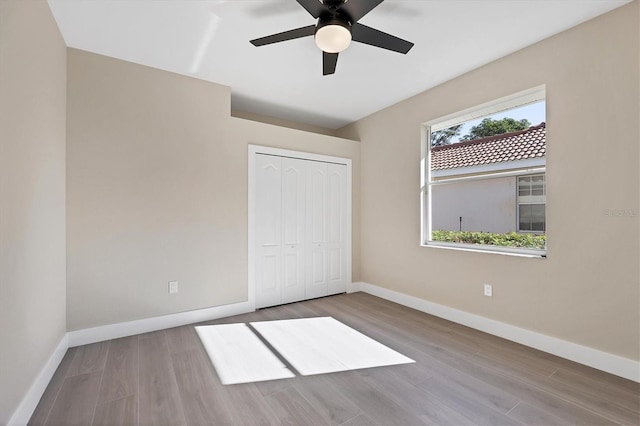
[248,144,353,310]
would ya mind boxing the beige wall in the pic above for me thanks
[66,49,360,330]
[338,2,639,361]
[231,110,338,138]
[0,1,67,423]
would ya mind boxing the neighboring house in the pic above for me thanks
[431,122,546,234]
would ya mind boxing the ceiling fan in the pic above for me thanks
[250,0,414,76]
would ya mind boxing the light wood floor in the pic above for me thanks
[30,293,639,425]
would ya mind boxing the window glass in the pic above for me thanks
[519,204,545,232]
[517,173,546,232]
[423,88,546,255]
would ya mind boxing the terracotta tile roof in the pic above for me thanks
[431,122,546,171]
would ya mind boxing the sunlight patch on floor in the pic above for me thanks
[251,317,414,376]
[195,323,295,385]
[197,317,414,385]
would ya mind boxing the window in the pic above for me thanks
[421,86,547,256]
[517,174,546,232]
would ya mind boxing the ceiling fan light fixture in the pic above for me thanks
[249,0,414,76]
[315,19,352,53]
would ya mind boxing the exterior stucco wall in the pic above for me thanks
[432,176,516,233]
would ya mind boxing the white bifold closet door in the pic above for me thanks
[255,154,347,309]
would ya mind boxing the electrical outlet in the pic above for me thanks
[169,281,179,294]
[484,284,493,297]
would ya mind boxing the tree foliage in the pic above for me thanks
[430,124,462,148]
[459,118,531,142]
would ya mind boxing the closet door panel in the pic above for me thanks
[306,162,328,299]
[281,158,306,304]
[327,164,347,295]
[309,166,326,244]
[255,154,282,309]
[327,170,343,242]
[261,254,279,291]
[328,248,342,281]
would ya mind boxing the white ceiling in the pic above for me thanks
[48,0,630,129]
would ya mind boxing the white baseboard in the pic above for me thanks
[347,281,361,293]
[355,281,640,383]
[68,300,254,347]
[9,334,69,426]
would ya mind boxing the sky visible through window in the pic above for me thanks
[450,100,546,144]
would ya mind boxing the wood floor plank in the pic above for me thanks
[254,377,293,397]
[553,361,640,394]
[329,370,426,426]
[453,324,560,377]
[97,336,138,404]
[138,331,186,426]
[549,367,640,413]
[342,293,453,334]
[165,325,201,355]
[399,341,558,420]
[448,351,621,425]
[291,374,363,426]
[471,350,637,425]
[264,385,330,426]
[66,342,109,377]
[31,293,640,426]
[223,383,283,426]
[44,371,102,426]
[358,302,482,358]
[417,375,523,425]
[507,401,573,426]
[92,395,137,426]
[268,303,310,320]
[357,366,475,426]
[342,293,412,322]
[28,347,78,425]
[360,361,432,386]
[171,349,236,425]
[533,369,639,425]
[338,413,377,426]
[351,292,456,330]
[282,300,326,319]
[432,367,521,414]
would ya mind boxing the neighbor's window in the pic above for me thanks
[422,86,547,256]
[517,174,546,232]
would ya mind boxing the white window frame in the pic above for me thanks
[420,86,546,257]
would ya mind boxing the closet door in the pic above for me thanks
[280,158,306,304]
[305,161,327,299]
[305,161,348,299]
[255,154,282,309]
[254,152,348,309]
[326,163,347,295]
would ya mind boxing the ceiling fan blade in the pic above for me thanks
[323,52,339,75]
[296,0,325,18]
[351,23,414,54]
[338,0,384,22]
[250,25,316,47]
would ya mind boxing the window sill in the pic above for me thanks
[422,241,546,258]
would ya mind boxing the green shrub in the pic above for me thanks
[432,230,546,249]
